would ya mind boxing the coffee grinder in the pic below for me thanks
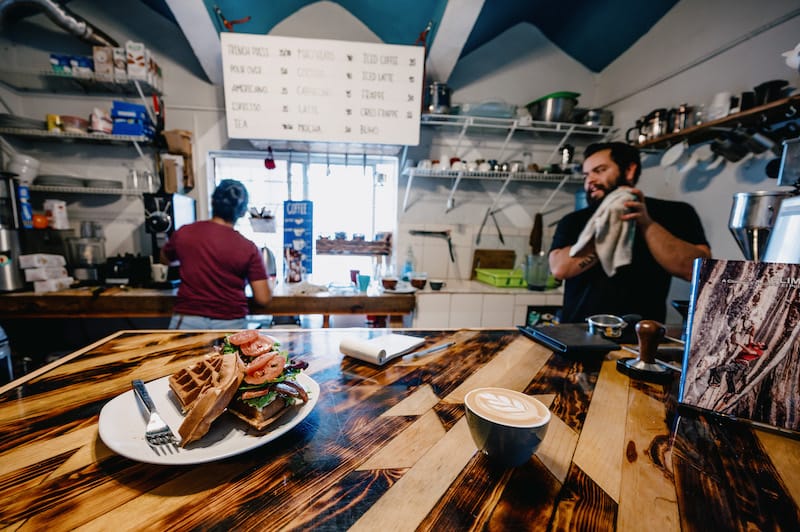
[0,173,25,292]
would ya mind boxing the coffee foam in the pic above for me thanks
[465,388,550,428]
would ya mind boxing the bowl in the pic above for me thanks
[410,277,427,289]
[429,280,446,291]
[526,91,580,123]
[381,277,398,290]
[586,314,627,338]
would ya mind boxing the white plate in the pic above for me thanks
[98,372,319,465]
[383,285,416,294]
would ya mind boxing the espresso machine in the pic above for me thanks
[0,173,25,292]
[143,193,196,261]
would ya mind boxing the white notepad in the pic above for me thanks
[339,334,426,365]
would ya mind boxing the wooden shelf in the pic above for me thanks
[316,239,391,256]
[637,94,800,150]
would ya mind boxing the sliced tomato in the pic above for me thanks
[244,354,286,385]
[239,335,275,358]
[228,329,259,346]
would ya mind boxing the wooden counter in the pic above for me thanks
[0,328,797,530]
[0,286,416,327]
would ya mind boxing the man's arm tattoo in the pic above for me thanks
[578,253,597,270]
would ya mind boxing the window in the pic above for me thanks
[210,150,398,285]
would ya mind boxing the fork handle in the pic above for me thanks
[132,380,156,414]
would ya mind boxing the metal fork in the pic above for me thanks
[132,379,181,452]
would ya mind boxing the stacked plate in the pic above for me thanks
[34,175,85,187]
[85,179,123,189]
[0,113,46,130]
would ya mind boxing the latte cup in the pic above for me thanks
[464,387,550,467]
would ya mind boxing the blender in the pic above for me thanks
[0,173,25,292]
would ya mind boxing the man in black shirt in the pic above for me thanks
[549,142,711,323]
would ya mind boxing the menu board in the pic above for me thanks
[221,33,424,146]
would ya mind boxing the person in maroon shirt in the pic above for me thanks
[161,179,271,329]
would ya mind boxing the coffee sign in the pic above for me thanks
[221,33,423,146]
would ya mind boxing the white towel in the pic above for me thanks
[569,187,636,276]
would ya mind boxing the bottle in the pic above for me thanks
[401,246,415,281]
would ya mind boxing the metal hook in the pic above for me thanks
[786,105,797,118]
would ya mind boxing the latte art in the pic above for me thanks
[465,388,549,428]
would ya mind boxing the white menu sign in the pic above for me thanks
[221,33,423,146]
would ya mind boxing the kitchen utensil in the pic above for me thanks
[753,79,788,106]
[426,82,451,114]
[625,116,648,145]
[524,253,549,291]
[489,210,504,244]
[132,379,181,449]
[707,91,732,121]
[525,91,579,123]
[530,212,543,254]
[660,141,687,168]
[644,108,669,139]
[587,314,627,338]
[410,229,454,262]
[581,108,614,126]
[729,190,795,261]
[616,320,671,384]
[668,104,692,133]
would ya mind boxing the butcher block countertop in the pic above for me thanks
[0,328,797,530]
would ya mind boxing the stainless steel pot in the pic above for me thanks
[582,108,613,126]
[729,190,795,261]
[526,92,579,123]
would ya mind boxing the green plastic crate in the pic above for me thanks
[475,268,526,288]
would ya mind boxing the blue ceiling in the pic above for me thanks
[144,0,678,73]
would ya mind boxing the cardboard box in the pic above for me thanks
[125,41,148,81]
[112,47,127,83]
[162,154,184,194]
[93,46,113,82]
[163,129,192,156]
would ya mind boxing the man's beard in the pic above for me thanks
[585,174,628,207]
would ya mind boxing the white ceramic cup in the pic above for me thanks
[151,264,168,282]
[465,388,551,467]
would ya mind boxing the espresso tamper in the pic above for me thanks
[616,319,672,383]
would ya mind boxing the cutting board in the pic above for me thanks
[470,249,516,279]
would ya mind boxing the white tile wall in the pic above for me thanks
[412,283,563,328]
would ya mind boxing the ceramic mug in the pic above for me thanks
[429,280,446,291]
[465,387,551,467]
[151,264,168,283]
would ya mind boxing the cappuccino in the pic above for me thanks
[464,388,551,466]
[465,388,549,428]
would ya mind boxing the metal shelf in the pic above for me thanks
[420,113,616,137]
[0,70,161,96]
[407,114,607,213]
[28,185,143,196]
[406,168,582,183]
[0,127,151,144]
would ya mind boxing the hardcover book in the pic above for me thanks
[679,259,800,435]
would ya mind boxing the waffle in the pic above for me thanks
[168,353,245,446]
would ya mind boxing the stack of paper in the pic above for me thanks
[340,333,425,365]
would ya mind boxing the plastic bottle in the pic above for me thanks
[401,246,415,281]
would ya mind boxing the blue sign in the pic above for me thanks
[283,200,313,279]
